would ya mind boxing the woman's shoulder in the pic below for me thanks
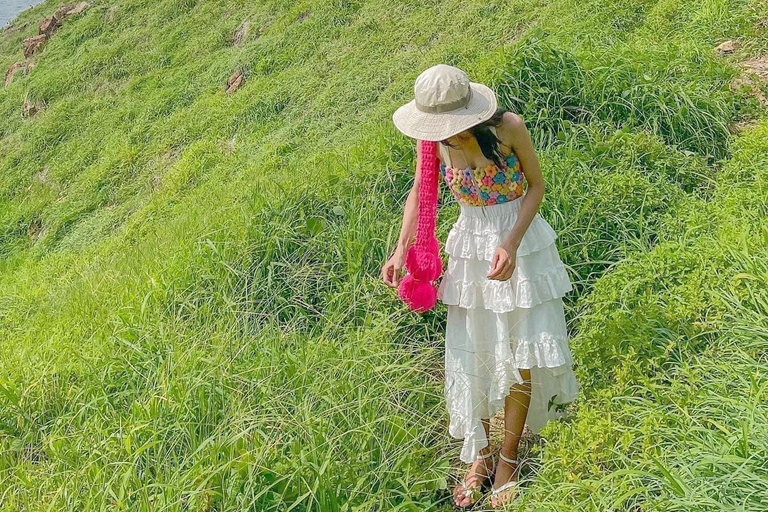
[497,112,526,139]
[496,112,529,156]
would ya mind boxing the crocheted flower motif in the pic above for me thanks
[441,151,525,207]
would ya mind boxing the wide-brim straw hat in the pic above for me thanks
[392,64,498,141]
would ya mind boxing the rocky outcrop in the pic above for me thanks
[8,3,91,88]
[714,40,739,56]
[22,34,48,58]
[53,3,76,19]
[226,69,244,93]
[67,2,90,16]
[39,15,63,38]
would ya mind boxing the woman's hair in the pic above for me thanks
[439,107,509,168]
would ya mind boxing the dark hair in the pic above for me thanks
[439,108,509,169]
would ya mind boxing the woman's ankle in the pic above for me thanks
[498,446,518,464]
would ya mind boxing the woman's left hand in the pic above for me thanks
[487,242,517,281]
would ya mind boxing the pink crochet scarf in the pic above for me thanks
[398,139,443,313]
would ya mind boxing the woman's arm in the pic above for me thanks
[487,113,545,280]
[382,142,422,287]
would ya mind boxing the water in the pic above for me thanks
[1,1,44,27]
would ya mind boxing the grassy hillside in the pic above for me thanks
[1,0,766,510]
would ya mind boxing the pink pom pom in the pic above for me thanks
[398,274,437,312]
[423,252,443,281]
[405,244,442,282]
[398,274,418,302]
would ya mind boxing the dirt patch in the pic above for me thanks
[33,168,50,185]
[742,55,768,80]
[297,10,312,22]
[5,62,27,86]
[217,137,236,154]
[729,120,759,134]
[2,22,30,35]
[233,20,250,46]
[27,218,44,241]
[22,95,45,117]
[104,5,119,21]
[731,54,768,106]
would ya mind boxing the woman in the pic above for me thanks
[382,64,578,508]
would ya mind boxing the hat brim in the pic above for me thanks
[392,82,498,141]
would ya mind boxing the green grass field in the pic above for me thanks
[1,0,767,510]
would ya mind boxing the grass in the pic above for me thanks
[1,0,767,510]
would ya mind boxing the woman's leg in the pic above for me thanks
[453,418,493,507]
[491,369,531,506]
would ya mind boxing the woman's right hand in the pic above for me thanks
[382,247,407,288]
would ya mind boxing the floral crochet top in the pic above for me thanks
[438,126,525,207]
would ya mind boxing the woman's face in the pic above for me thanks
[444,130,472,147]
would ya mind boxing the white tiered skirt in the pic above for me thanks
[436,195,578,464]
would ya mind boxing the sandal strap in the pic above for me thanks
[498,452,518,465]
[491,479,518,496]
[459,452,495,499]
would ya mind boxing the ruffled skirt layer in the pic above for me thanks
[436,195,578,464]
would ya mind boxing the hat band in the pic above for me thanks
[414,86,473,114]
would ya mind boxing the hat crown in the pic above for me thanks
[414,64,471,112]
